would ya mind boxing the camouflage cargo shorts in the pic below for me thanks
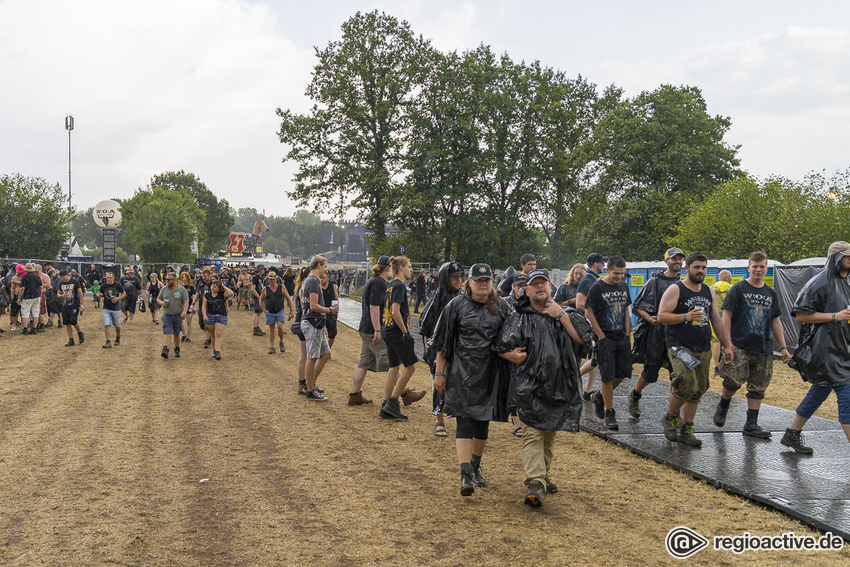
[668,348,712,404]
[719,346,773,400]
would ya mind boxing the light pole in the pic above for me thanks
[65,114,74,211]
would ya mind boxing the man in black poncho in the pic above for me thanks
[419,261,465,437]
[498,269,584,507]
[628,247,685,418]
[783,241,850,454]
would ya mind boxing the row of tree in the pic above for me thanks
[277,11,743,266]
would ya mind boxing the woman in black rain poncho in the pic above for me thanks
[430,263,512,497]
[418,261,465,437]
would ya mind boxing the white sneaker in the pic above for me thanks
[10,326,16,331]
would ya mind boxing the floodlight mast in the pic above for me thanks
[65,114,74,211]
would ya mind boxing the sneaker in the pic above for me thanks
[279,340,286,353]
[544,477,559,494]
[10,325,16,331]
[298,381,309,395]
[582,391,593,402]
[743,422,771,439]
[780,428,813,454]
[180,336,188,342]
[78,331,85,344]
[213,351,221,360]
[305,387,328,401]
[64,338,75,347]
[347,392,373,406]
[161,347,168,359]
[604,408,619,430]
[628,391,641,418]
[36,324,45,333]
[460,472,475,496]
[401,388,427,406]
[46,321,54,328]
[379,397,408,419]
[103,340,112,349]
[471,464,487,487]
[524,480,545,507]
[713,399,729,427]
[183,337,191,343]
[662,413,681,442]
[268,347,276,355]
[592,390,605,420]
[204,339,211,349]
[57,323,63,328]
[677,422,702,447]
[174,347,181,358]
[114,337,120,346]
[21,328,29,335]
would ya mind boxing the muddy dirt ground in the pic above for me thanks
[0,304,846,566]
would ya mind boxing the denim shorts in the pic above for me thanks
[265,310,287,325]
[162,314,183,335]
[102,309,121,327]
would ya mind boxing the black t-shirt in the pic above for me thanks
[586,280,632,340]
[300,275,324,319]
[252,274,264,298]
[576,271,599,304]
[723,280,781,356]
[282,274,296,295]
[382,278,409,333]
[120,276,141,298]
[359,275,387,334]
[20,272,43,299]
[59,279,82,308]
[100,282,123,310]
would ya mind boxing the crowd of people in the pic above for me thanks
[2,242,849,507]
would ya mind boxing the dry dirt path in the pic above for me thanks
[0,306,846,566]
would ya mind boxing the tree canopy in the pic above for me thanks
[0,173,72,259]
[150,171,233,256]
[278,12,743,266]
[120,187,205,263]
[673,172,850,263]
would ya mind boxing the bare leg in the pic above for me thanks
[600,378,625,410]
[391,364,417,398]
[383,366,400,401]
[351,367,367,394]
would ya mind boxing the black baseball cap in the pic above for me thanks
[377,255,391,266]
[512,273,527,285]
[526,269,550,284]
[447,261,464,276]
[469,263,493,281]
[586,253,606,265]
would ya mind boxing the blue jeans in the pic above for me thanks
[795,384,850,424]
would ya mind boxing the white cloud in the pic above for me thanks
[0,0,315,214]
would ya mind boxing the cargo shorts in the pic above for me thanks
[719,346,772,400]
[668,347,712,404]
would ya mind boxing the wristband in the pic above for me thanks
[779,346,788,351]
[557,309,567,321]
[434,373,444,376]
[683,313,687,323]
[833,312,837,322]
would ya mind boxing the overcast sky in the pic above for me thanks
[2,0,849,220]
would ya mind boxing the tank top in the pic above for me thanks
[205,291,228,316]
[665,280,713,352]
[322,283,336,314]
[264,284,285,313]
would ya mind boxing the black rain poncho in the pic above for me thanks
[631,270,679,367]
[497,293,583,432]
[428,295,512,421]
[790,252,850,386]
[419,262,463,373]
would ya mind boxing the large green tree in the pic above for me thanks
[673,173,850,263]
[120,187,206,263]
[0,174,72,259]
[277,10,433,245]
[570,85,741,261]
[150,170,233,256]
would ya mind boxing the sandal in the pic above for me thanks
[513,426,524,438]
[434,422,448,437]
